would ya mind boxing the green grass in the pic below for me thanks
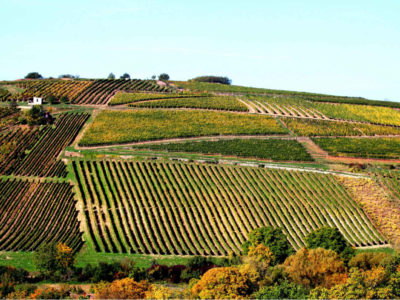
[356,247,396,255]
[79,109,287,146]
[0,250,193,272]
[133,138,313,161]
[313,137,400,159]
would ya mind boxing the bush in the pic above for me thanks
[191,76,232,85]
[349,252,392,270]
[242,226,294,264]
[147,264,168,281]
[93,277,152,299]
[253,280,308,299]
[305,227,356,263]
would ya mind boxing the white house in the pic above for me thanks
[28,97,43,105]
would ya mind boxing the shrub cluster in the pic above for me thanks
[190,76,232,85]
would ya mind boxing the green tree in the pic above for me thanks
[305,227,355,263]
[107,73,115,79]
[33,243,75,279]
[24,72,43,79]
[60,96,69,104]
[158,73,170,81]
[25,105,45,125]
[242,227,294,264]
[120,73,130,80]
[46,95,58,104]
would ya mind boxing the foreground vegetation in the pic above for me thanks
[0,227,399,299]
[79,110,287,146]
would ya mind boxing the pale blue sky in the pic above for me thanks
[1,0,399,101]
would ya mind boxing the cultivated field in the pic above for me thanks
[133,138,313,161]
[0,178,82,251]
[79,110,287,146]
[72,159,385,255]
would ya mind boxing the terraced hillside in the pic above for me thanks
[1,78,400,265]
[72,159,385,255]
[1,79,171,104]
[0,112,89,177]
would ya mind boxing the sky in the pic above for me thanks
[1,0,399,101]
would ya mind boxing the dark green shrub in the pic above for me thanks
[305,227,355,263]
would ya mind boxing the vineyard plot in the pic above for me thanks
[0,178,82,251]
[11,113,89,177]
[72,160,385,255]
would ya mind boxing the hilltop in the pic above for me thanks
[1,77,400,296]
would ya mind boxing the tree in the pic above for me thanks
[24,72,43,79]
[107,73,115,79]
[46,95,58,104]
[191,76,232,85]
[33,243,75,278]
[58,74,79,79]
[151,75,156,80]
[305,227,355,263]
[191,267,254,299]
[158,73,170,81]
[93,278,152,299]
[283,248,347,289]
[25,105,45,125]
[241,226,294,264]
[120,73,130,80]
[60,96,69,104]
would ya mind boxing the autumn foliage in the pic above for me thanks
[93,277,152,299]
[191,267,254,299]
[283,248,347,288]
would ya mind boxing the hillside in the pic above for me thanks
[1,78,400,266]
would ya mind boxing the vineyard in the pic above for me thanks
[1,79,171,105]
[108,92,207,106]
[128,95,249,111]
[243,97,328,120]
[312,137,400,159]
[375,170,400,200]
[283,118,400,137]
[0,113,89,177]
[308,102,400,126]
[133,138,313,161]
[79,110,287,146]
[72,159,385,255]
[0,178,82,251]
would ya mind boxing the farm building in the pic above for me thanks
[28,97,43,105]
